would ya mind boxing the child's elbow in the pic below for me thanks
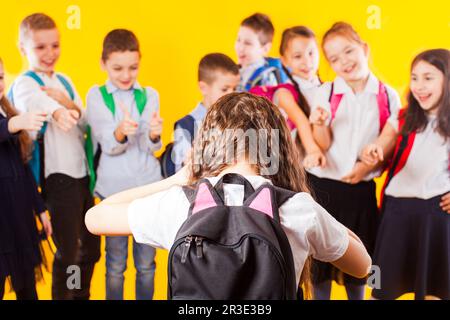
[354,254,372,279]
[85,207,101,235]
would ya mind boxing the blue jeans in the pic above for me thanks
[105,236,156,300]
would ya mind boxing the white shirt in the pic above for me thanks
[12,71,88,178]
[385,113,450,199]
[292,75,321,107]
[128,175,349,286]
[307,73,401,181]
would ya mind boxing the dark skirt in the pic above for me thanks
[307,173,379,286]
[371,195,450,300]
[0,177,46,293]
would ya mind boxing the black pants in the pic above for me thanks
[0,271,38,300]
[45,173,101,300]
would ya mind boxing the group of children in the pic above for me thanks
[0,11,449,300]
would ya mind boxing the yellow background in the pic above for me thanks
[2,0,449,300]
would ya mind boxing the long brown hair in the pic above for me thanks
[279,26,319,117]
[402,49,450,138]
[0,59,33,162]
[187,92,313,298]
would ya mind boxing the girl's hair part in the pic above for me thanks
[322,22,365,53]
[279,26,316,56]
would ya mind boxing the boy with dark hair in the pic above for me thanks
[169,53,239,173]
[10,13,100,300]
[235,13,288,91]
[86,29,163,300]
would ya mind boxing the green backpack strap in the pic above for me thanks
[85,85,148,195]
[85,125,96,195]
[99,85,116,115]
[133,87,147,116]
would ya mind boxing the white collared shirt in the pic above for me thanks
[307,73,401,181]
[386,113,450,199]
[12,71,88,179]
[290,74,321,108]
[128,175,349,287]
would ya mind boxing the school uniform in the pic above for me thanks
[0,111,46,300]
[371,112,450,300]
[273,74,321,149]
[127,175,350,289]
[306,73,401,287]
[172,102,207,172]
[86,80,162,300]
[12,71,100,300]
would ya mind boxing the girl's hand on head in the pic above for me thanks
[39,211,52,238]
[8,111,47,133]
[360,143,384,166]
[309,107,329,126]
[149,111,163,142]
[303,150,327,169]
[440,193,450,214]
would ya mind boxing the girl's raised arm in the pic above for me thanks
[85,165,189,236]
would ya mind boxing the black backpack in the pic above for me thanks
[159,115,196,178]
[168,173,298,300]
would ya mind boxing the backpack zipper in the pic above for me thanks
[195,237,203,258]
[180,236,193,263]
[168,233,289,299]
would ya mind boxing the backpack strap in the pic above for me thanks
[245,58,284,91]
[328,82,344,123]
[55,73,75,101]
[376,81,391,131]
[380,109,416,206]
[11,71,47,186]
[99,85,116,115]
[84,125,97,194]
[214,173,256,203]
[98,85,148,117]
[174,115,196,144]
[329,80,391,133]
[133,88,147,115]
[266,57,288,84]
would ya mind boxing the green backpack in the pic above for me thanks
[85,85,147,194]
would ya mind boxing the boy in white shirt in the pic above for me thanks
[10,13,100,300]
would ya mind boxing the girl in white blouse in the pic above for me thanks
[361,49,450,300]
[307,22,401,300]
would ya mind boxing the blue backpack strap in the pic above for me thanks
[55,73,75,101]
[245,65,268,91]
[174,115,196,144]
[266,57,288,84]
[24,70,45,86]
[8,71,45,105]
[244,58,286,91]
